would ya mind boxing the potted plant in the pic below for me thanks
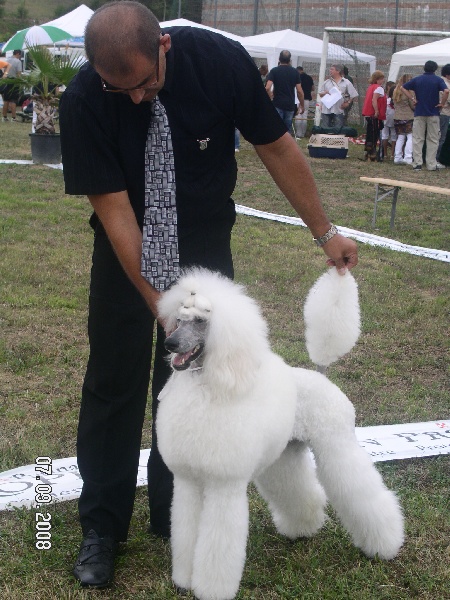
[3,44,84,163]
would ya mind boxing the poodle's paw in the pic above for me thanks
[350,490,404,560]
[273,505,327,540]
[172,569,193,595]
[192,560,241,600]
[192,578,240,600]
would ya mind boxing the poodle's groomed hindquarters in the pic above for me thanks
[157,268,404,600]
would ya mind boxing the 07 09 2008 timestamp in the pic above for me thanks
[35,456,53,550]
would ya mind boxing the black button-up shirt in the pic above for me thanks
[60,27,286,239]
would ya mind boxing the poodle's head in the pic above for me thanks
[163,290,212,371]
[158,268,271,395]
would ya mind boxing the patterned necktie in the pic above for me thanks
[141,96,180,291]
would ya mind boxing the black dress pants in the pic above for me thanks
[77,219,234,542]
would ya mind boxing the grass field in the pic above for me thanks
[0,119,449,599]
[1,0,77,40]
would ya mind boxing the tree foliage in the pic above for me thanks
[15,1,29,22]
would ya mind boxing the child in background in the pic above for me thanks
[381,82,396,160]
[393,74,415,165]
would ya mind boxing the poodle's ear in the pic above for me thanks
[158,283,186,332]
[202,287,270,397]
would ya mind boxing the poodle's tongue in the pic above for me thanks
[173,349,196,368]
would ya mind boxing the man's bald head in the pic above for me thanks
[85,1,161,74]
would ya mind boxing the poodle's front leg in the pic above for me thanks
[171,475,203,591]
[192,479,249,600]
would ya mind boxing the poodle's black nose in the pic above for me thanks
[164,336,178,352]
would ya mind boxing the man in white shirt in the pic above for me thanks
[319,64,358,129]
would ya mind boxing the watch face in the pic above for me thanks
[315,225,337,246]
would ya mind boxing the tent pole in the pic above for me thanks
[253,0,259,35]
[294,0,300,32]
[315,30,329,125]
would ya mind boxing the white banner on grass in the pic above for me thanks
[0,159,63,169]
[0,421,448,511]
[355,419,450,462]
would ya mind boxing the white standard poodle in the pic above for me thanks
[156,267,404,600]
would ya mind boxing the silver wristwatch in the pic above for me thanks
[313,224,338,247]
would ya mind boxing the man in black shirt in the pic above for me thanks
[294,66,315,139]
[265,50,304,135]
[60,1,358,588]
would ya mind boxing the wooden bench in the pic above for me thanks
[360,177,450,229]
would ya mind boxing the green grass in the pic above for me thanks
[1,0,78,39]
[0,120,449,599]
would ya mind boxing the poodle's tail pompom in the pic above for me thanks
[304,267,360,368]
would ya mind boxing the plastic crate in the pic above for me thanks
[308,134,348,149]
[307,146,348,159]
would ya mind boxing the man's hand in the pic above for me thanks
[322,233,358,274]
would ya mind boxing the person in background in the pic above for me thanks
[343,65,353,84]
[259,64,268,85]
[0,53,9,76]
[294,65,314,139]
[401,60,449,171]
[381,82,396,160]
[1,49,22,122]
[437,63,450,166]
[59,2,358,589]
[318,64,358,129]
[392,74,415,165]
[361,70,386,161]
[0,53,9,108]
[265,50,304,134]
[342,66,354,125]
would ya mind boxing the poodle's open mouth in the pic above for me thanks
[172,344,204,370]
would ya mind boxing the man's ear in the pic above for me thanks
[160,33,171,54]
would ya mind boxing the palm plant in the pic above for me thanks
[4,44,84,135]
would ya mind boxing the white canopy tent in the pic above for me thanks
[160,18,244,42]
[1,4,93,55]
[159,23,375,73]
[388,37,450,82]
[240,29,376,72]
[44,4,93,39]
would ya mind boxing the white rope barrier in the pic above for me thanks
[235,204,450,263]
[1,160,447,262]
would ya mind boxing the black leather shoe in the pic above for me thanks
[73,529,117,588]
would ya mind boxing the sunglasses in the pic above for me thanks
[101,46,160,93]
